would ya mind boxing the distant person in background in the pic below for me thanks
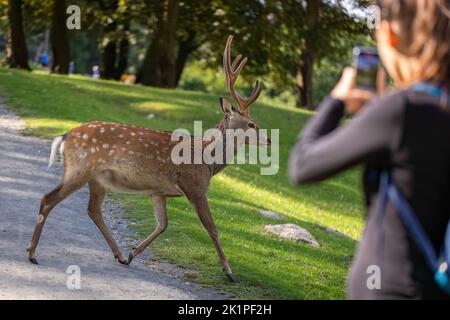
[92,65,100,79]
[39,53,49,67]
[68,61,75,75]
[289,0,450,299]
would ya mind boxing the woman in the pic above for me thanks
[289,0,450,299]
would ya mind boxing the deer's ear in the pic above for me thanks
[219,97,237,115]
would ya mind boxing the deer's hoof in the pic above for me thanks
[29,257,38,265]
[226,273,237,283]
[118,259,129,266]
[127,253,135,265]
[115,255,129,266]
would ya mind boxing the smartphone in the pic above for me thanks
[353,47,380,92]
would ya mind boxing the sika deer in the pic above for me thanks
[27,36,269,281]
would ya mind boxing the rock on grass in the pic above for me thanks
[265,223,320,247]
[258,210,285,220]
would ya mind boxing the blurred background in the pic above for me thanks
[0,0,373,109]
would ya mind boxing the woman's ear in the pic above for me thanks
[382,20,398,49]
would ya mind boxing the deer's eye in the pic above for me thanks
[248,122,256,128]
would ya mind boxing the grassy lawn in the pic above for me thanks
[0,68,364,299]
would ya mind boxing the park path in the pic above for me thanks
[0,102,228,300]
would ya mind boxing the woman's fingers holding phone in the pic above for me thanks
[331,67,357,101]
[331,67,375,114]
[377,68,387,94]
[344,89,375,114]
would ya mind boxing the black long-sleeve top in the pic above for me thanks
[289,90,450,299]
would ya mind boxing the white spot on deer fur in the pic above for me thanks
[119,134,124,138]
[145,144,149,147]
[90,147,96,153]
[108,150,115,156]
[92,138,97,143]
[121,147,127,151]
[131,132,136,136]
[82,134,89,140]
[96,146,100,152]
[111,127,116,131]
[102,144,109,149]
[100,128,105,133]
[139,132,143,135]
[128,151,135,155]
[126,141,130,145]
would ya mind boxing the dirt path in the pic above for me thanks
[0,104,228,300]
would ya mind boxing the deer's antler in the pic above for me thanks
[223,35,261,115]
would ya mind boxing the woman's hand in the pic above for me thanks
[331,67,376,114]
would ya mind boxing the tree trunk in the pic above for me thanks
[114,24,130,80]
[51,0,71,74]
[5,0,30,70]
[136,26,164,86]
[175,31,198,86]
[101,40,117,79]
[158,0,179,88]
[295,51,314,109]
[295,0,319,109]
[137,0,179,88]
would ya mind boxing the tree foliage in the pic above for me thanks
[0,0,373,108]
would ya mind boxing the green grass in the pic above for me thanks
[0,68,364,299]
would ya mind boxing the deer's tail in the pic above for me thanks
[48,134,67,169]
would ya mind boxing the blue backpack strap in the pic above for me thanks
[444,223,450,267]
[385,182,439,272]
[411,82,450,107]
[435,223,450,294]
[375,170,391,266]
[378,169,450,294]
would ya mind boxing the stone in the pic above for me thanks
[259,210,285,220]
[265,223,320,247]
[322,227,354,241]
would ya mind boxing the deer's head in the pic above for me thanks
[220,36,270,146]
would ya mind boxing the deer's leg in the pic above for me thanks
[190,195,236,282]
[128,195,167,264]
[27,177,87,264]
[87,180,128,265]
